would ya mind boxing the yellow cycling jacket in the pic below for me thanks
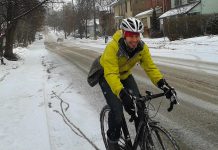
[100,30,163,97]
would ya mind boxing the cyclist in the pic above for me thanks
[88,17,176,150]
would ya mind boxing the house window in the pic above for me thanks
[188,12,200,16]
[188,0,196,3]
[175,0,182,7]
[156,0,161,6]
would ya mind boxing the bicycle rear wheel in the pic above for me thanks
[100,105,129,150]
[145,124,179,150]
[100,105,110,150]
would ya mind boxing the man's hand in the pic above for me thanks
[157,79,176,99]
[119,89,134,114]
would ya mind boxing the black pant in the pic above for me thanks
[99,74,140,141]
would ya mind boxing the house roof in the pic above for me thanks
[110,0,119,7]
[135,7,162,19]
[98,0,113,12]
[110,0,125,7]
[159,1,200,19]
[135,9,153,18]
[114,16,124,19]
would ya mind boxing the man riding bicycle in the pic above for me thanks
[87,17,176,150]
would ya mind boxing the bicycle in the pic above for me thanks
[100,90,180,150]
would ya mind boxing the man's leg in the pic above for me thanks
[121,75,141,131]
[99,77,123,149]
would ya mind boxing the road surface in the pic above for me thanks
[44,40,218,150]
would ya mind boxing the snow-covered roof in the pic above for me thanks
[159,1,200,19]
[97,0,112,12]
[99,6,110,12]
[135,9,153,18]
[87,19,100,26]
[110,0,119,7]
[114,16,124,19]
[135,7,162,19]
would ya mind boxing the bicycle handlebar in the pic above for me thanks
[133,90,178,115]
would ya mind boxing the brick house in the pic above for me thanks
[134,0,171,36]
[110,0,172,36]
[111,0,133,30]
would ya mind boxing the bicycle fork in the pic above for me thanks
[121,115,133,149]
[144,123,156,150]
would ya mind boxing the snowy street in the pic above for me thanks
[1,0,218,150]
[44,30,218,150]
[0,31,218,150]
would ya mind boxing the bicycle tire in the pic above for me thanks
[100,105,110,150]
[145,124,180,150]
[100,105,129,150]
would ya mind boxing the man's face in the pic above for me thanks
[125,35,140,49]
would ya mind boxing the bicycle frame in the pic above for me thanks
[101,91,178,150]
[120,90,178,150]
[121,100,155,150]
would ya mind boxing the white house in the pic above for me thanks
[135,6,162,30]
[87,19,100,37]
[160,0,218,19]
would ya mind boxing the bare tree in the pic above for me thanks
[0,0,52,61]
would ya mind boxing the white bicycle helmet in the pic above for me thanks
[120,17,144,33]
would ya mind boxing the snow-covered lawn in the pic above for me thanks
[0,39,104,150]
[48,29,218,64]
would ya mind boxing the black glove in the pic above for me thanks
[119,89,134,114]
[157,79,176,99]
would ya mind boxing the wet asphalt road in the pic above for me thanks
[44,41,218,150]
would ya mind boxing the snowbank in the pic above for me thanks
[0,38,104,150]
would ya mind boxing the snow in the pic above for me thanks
[110,0,119,7]
[1,28,217,150]
[47,29,218,64]
[135,7,162,18]
[0,38,104,149]
[87,19,100,26]
[114,16,124,19]
[135,9,153,18]
[141,36,218,63]
[159,1,200,19]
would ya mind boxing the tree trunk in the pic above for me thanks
[85,19,88,39]
[4,1,18,61]
[0,37,3,58]
[4,22,17,60]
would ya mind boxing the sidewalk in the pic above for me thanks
[0,39,104,150]
[0,41,51,150]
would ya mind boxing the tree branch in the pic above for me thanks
[0,0,52,39]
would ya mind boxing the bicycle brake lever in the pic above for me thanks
[167,94,178,112]
[167,102,173,112]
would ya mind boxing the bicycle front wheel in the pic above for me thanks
[145,124,179,150]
